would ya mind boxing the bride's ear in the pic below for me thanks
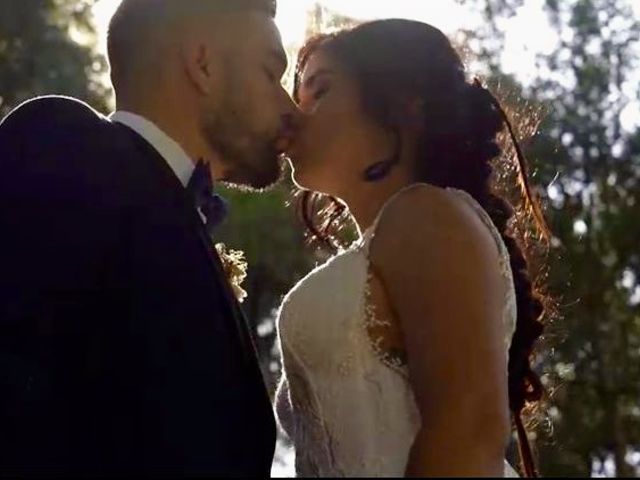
[181,37,220,96]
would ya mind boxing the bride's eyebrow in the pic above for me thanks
[303,69,335,90]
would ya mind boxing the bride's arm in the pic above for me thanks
[369,186,511,477]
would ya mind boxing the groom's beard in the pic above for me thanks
[201,111,285,191]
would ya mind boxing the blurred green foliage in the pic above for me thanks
[458,0,640,475]
[2,0,639,475]
[0,0,109,116]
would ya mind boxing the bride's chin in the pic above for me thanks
[289,164,310,191]
[289,162,334,196]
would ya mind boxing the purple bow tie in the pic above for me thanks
[186,160,229,236]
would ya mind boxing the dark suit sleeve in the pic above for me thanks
[0,98,126,470]
[0,97,123,323]
[0,98,276,475]
[1,98,120,305]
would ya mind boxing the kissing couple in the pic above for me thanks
[0,0,549,477]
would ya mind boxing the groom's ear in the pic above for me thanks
[181,37,221,96]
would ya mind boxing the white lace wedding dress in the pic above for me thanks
[275,184,520,477]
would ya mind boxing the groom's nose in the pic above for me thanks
[275,112,301,153]
[282,110,304,139]
[283,109,303,133]
[281,89,304,128]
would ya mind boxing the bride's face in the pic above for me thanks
[287,50,390,197]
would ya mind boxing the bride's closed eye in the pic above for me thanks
[299,68,335,112]
[312,84,330,101]
[298,84,330,113]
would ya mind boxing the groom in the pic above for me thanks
[0,0,297,475]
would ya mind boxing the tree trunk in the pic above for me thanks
[613,400,635,477]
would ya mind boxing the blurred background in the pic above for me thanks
[1,0,639,476]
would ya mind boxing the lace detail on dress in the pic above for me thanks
[276,297,342,476]
[274,183,520,477]
[362,269,410,377]
[360,184,518,358]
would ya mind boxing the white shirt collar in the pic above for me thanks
[110,111,195,187]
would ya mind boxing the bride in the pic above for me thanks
[275,19,549,477]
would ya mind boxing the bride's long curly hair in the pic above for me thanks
[293,19,551,477]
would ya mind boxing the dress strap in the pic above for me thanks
[360,182,517,353]
[361,183,431,254]
[362,183,511,265]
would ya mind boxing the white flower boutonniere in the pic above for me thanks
[215,243,248,303]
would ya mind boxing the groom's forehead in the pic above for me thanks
[225,12,284,58]
[209,0,276,17]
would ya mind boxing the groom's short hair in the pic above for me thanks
[107,0,277,92]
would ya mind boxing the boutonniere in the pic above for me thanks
[215,243,248,303]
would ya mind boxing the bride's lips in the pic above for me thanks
[274,136,291,154]
[283,142,300,162]
[276,134,303,162]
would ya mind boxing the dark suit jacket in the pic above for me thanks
[0,96,276,476]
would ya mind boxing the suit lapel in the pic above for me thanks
[190,210,258,363]
[113,123,257,365]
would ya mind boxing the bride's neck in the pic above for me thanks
[342,171,415,236]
